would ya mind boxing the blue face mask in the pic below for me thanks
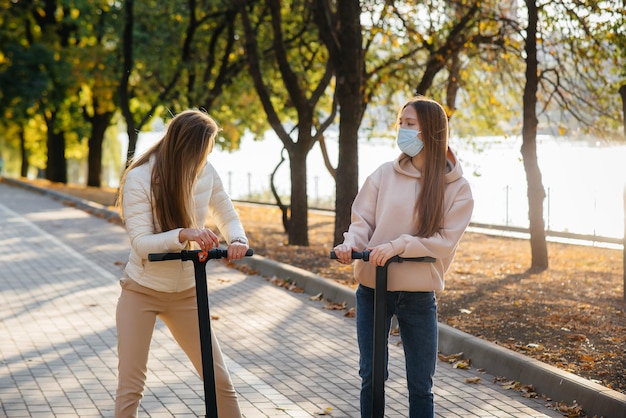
[396,128,423,157]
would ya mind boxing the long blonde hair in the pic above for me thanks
[400,97,449,238]
[118,110,218,231]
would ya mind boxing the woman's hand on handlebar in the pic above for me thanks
[227,241,249,261]
[333,243,356,264]
[179,228,220,251]
[369,243,395,267]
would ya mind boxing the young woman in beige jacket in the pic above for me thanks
[334,97,474,417]
[115,110,248,417]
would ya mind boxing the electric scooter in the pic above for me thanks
[330,250,435,418]
[149,248,253,418]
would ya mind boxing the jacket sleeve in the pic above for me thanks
[205,165,248,243]
[389,179,473,259]
[123,169,186,259]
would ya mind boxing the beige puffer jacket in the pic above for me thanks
[122,158,247,292]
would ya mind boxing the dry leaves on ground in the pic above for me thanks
[218,203,626,401]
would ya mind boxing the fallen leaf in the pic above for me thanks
[309,292,323,301]
[438,352,464,363]
[453,360,470,369]
[324,301,347,310]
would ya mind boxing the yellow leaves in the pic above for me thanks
[565,333,587,342]
[453,360,471,369]
[438,352,464,363]
[309,292,353,316]
[267,276,304,293]
[439,352,484,385]
[438,352,471,369]
[551,400,585,417]
[495,377,538,398]
[324,301,347,311]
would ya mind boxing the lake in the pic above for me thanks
[122,131,626,240]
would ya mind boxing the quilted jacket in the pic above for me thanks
[122,158,247,292]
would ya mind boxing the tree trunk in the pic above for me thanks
[332,0,363,245]
[86,111,114,187]
[334,120,359,245]
[19,128,28,177]
[288,146,309,246]
[44,110,67,183]
[619,84,626,139]
[119,0,137,167]
[619,84,626,303]
[522,0,548,271]
[45,130,67,183]
[313,0,365,246]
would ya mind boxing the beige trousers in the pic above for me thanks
[115,277,241,417]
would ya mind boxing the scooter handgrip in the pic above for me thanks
[148,252,183,261]
[330,250,370,261]
[207,248,254,259]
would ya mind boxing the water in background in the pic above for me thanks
[121,131,626,240]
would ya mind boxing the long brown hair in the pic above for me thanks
[118,110,218,231]
[400,97,449,238]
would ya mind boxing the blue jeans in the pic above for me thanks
[356,284,437,418]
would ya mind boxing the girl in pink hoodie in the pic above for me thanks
[334,97,474,417]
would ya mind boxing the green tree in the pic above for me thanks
[238,0,336,245]
[314,0,511,244]
[312,0,365,246]
[74,2,122,187]
[20,0,86,183]
[0,41,51,177]
[518,1,624,270]
[118,0,253,168]
[521,0,547,270]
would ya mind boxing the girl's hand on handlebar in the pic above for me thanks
[369,243,395,266]
[227,241,249,261]
[333,244,356,264]
[179,228,220,251]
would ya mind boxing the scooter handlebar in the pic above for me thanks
[330,250,370,261]
[329,250,435,264]
[148,248,253,262]
[329,250,371,261]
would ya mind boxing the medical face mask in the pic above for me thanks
[396,128,424,157]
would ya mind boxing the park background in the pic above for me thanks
[1,0,626,406]
[118,129,626,243]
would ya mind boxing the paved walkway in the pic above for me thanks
[0,182,564,417]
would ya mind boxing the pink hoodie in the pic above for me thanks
[342,149,474,292]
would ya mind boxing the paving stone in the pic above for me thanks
[0,183,567,417]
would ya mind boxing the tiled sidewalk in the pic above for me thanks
[0,182,561,417]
